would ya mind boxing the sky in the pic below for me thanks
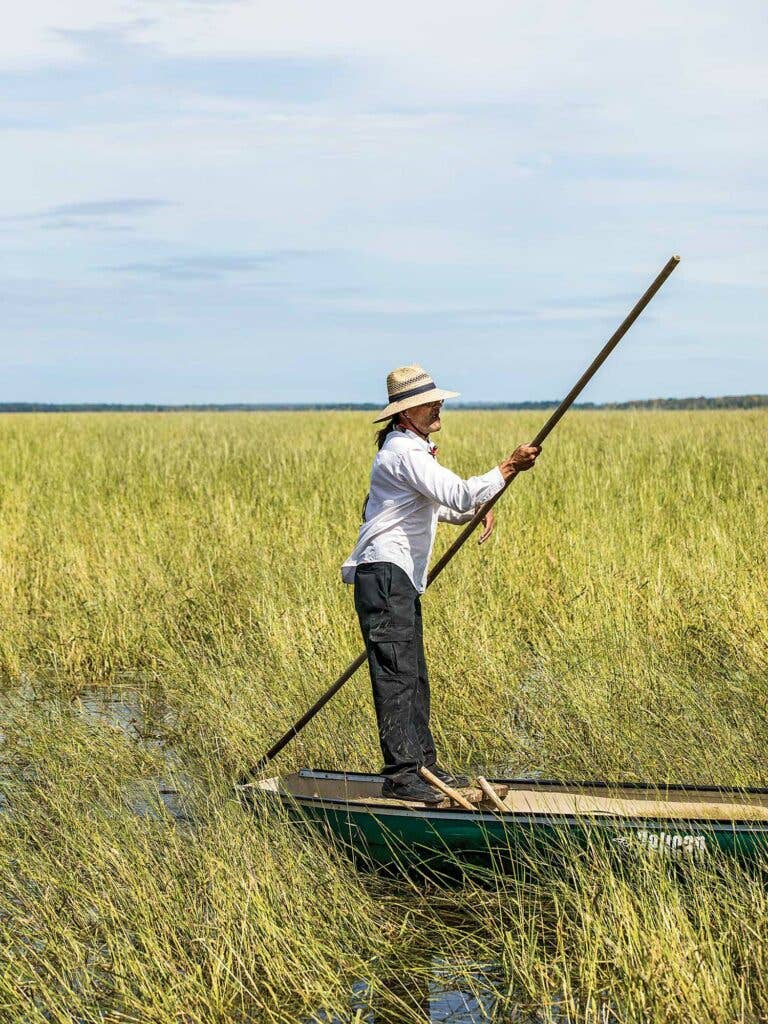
[1,1,766,404]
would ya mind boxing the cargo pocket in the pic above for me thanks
[369,616,414,642]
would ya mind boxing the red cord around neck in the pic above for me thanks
[398,415,437,457]
[399,412,430,440]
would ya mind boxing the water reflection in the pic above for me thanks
[311,956,502,1024]
[77,686,190,822]
[77,685,175,749]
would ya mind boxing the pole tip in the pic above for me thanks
[671,254,681,262]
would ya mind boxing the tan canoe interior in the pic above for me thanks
[260,774,768,821]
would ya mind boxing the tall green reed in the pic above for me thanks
[0,409,766,1021]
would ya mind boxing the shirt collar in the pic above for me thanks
[397,426,437,457]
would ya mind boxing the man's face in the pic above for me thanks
[404,400,444,435]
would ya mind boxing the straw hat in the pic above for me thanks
[373,364,460,423]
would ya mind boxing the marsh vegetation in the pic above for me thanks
[0,410,766,1022]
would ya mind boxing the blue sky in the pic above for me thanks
[1,1,765,404]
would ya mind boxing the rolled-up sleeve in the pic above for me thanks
[396,451,504,514]
[438,506,476,525]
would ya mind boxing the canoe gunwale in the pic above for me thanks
[296,767,768,797]
[272,793,768,834]
[256,771,768,833]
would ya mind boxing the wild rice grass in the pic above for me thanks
[0,409,766,1021]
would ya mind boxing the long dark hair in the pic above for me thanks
[361,416,400,521]
[375,415,398,450]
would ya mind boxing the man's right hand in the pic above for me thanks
[499,444,540,480]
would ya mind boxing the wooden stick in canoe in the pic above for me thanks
[237,255,681,785]
[477,776,508,813]
[419,766,476,810]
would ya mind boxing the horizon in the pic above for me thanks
[1,392,766,412]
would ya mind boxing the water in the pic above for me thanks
[309,956,503,1023]
[77,684,175,748]
[0,683,190,820]
[76,685,191,822]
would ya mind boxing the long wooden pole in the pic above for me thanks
[238,255,680,784]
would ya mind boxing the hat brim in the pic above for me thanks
[372,387,460,423]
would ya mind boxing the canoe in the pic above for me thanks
[251,769,768,871]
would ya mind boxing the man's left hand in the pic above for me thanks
[478,509,495,545]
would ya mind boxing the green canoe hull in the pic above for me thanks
[256,770,768,873]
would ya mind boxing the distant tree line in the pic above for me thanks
[459,396,768,411]
[597,395,768,410]
[472,395,768,411]
[0,395,765,413]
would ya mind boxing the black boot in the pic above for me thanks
[382,776,443,804]
[424,763,470,788]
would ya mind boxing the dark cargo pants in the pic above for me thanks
[354,561,436,784]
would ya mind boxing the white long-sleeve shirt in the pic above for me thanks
[342,428,505,592]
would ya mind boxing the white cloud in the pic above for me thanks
[0,1,765,401]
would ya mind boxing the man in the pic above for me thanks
[342,365,539,803]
